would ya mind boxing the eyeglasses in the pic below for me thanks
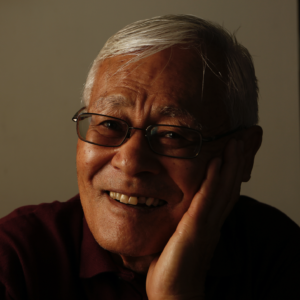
[72,107,239,159]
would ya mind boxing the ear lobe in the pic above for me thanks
[240,125,263,182]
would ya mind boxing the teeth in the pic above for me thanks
[153,198,159,207]
[146,197,154,206]
[120,194,129,203]
[139,197,146,204]
[109,192,165,207]
[128,196,138,205]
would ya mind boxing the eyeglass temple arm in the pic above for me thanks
[202,127,242,142]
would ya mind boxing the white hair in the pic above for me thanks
[82,14,258,129]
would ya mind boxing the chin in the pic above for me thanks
[80,190,179,260]
[93,227,167,257]
[84,208,175,258]
[93,229,163,274]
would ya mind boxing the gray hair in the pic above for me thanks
[83,14,258,129]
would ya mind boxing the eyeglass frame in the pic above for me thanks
[72,107,240,159]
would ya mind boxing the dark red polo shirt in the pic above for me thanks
[0,194,299,299]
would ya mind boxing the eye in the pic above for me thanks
[153,128,185,140]
[100,120,123,131]
[163,131,184,139]
[150,126,200,149]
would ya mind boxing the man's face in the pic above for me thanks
[77,47,230,258]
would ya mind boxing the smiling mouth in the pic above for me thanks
[106,191,167,208]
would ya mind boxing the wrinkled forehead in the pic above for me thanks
[92,48,204,93]
[89,47,230,132]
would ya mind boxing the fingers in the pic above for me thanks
[219,140,245,224]
[176,157,222,239]
[186,138,245,230]
[175,137,245,244]
[187,157,222,221]
[145,138,247,300]
[210,138,245,227]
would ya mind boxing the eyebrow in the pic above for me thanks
[158,106,202,130]
[93,95,134,111]
[92,95,202,130]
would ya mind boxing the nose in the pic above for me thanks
[111,129,162,176]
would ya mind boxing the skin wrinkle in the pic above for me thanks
[77,47,232,273]
[149,46,174,86]
[92,94,202,130]
[90,47,215,131]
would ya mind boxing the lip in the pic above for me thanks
[105,192,167,213]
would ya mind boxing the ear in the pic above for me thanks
[240,125,263,182]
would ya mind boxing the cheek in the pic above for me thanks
[76,140,113,184]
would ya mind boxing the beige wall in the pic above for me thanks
[1,0,299,225]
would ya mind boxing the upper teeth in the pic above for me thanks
[109,192,164,207]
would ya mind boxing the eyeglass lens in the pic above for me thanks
[77,114,202,158]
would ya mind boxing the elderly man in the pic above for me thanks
[1,14,299,300]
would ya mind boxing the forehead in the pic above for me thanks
[89,47,229,132]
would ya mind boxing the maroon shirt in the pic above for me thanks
[0,194,300,299]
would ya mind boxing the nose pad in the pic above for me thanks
[127,127,137,138]
[125,130,131,140]
[125,127,144,140]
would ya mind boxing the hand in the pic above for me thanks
[146,139,245,300]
